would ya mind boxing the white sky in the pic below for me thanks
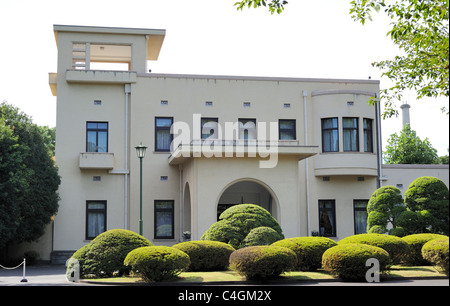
[0,0,448,155]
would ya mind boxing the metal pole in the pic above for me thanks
[21,258,27,282]
[139,157,143,235]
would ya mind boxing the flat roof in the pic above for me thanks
[53,25,166,61]
[53,24,166,36]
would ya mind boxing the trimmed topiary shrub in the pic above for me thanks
[405,176,449,235]
[172,240,235,271]
[201,204,284,249]
[271,237,337,271]
[229,246,297,280]
[402,233,449,266]
[68,229,153,278]
[241,226,284,247]
[322,243,391,281]
[338,234,410,265]
[422,238,449,275]
[124,246,190,282]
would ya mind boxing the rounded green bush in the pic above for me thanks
[241,226,284,247]
[201,204,283,249]
[402,233,449,265]
[322,243,391,281]
[69,229,152,277]
[124,246,190,282]
[338,234,410,265]
[172,240,235,271]
[272,237,337,271]
[229,245,297,280]
[422,238,449,275]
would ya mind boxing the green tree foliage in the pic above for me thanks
[0,102,60,251]
[234,0,449,118]
[201,204,284,249]
[367,186,405,234]
[234,0,288,14]
[350,0,449,117]
[384,124,438,164]
[404,176,449,235]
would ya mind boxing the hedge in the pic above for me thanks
[322,243,391,281]
[272,237,337,271]
[402,233,449,266]
[422,238,449,275]
[201,204,284,249]
[172,240,235,271]
[229,245,297,280]
[338,233,410,265]
[124,246,190,282]
[69,229,153,277]
[241,226,284,247]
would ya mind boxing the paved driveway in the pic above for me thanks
[1,265,449,286]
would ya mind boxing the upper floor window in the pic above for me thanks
[238,118,257,140]
[201,118,219,140]
[363,118,374,153]
[343,117,359,152]
[279,119,296,140]
[86,122,108,152]
[155,117,173,152]
[321,118,338,152]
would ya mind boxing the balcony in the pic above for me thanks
[79,153,114,170]
[66,70,137,84]
[168,140,319,166]
[313,152,378,177]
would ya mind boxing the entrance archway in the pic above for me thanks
[216,179,279,221]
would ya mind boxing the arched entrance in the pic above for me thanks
[216,179,279,221]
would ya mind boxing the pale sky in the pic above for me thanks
[0,0,448,155]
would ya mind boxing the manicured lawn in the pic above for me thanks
[84,266,446,284]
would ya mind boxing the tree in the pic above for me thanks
[0,119,28,250]
[350,0,449,118]
[367,186,405,234]
[201,204,283,249]
[404,176,449,235]
[384,124,438,164]
[234,0,288,15]
[234,0,449,118]
[0,102,60,252]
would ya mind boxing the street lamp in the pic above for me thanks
[135,142,147,235]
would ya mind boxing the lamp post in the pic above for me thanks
[135,142,147,235]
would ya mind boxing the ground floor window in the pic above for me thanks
[86,201,106,240]
[319,200,336,237]
[154,200,174,239]
[354,200,369,234]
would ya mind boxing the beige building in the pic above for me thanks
[36,25,446,263]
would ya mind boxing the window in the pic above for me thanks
[321,118,339,152]
[343,117,359,152]
[354,200,368,235]
[86,122,108,152]
[201,118,219,140]
[363,118,373,152]
[238,118,257,140]
[155,117,173,152]
[319,200,336,237]
[86,201,106,240]
[279,119,296,140]
[154,200,174,239]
